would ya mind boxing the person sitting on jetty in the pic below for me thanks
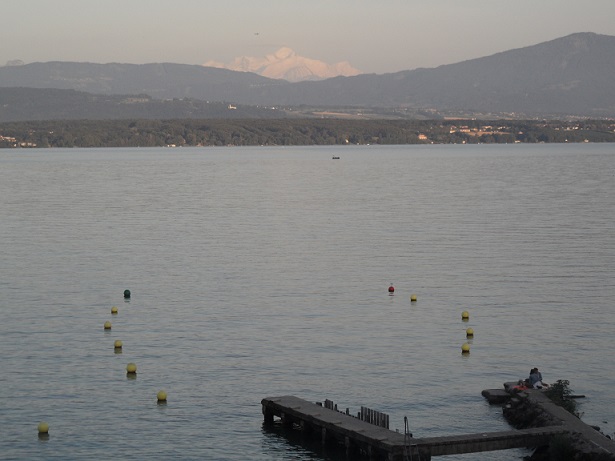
[529,367,549,389]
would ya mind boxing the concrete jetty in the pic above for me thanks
[261,395,570,460]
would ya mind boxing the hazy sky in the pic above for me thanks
[3,0,615,74]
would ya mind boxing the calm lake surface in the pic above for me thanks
[1,143,614,460]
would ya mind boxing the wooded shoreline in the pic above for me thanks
[2,118,614,148]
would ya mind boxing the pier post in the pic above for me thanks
[262,405,274,425]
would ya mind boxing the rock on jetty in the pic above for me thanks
[482,382,615,460]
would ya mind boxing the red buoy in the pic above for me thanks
[388,284,395,293]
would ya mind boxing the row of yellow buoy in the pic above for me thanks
[461,310,474,354]
[37,290,166,436]
[399,289,475,355]
[105,293,167,402]
[108,305,139,378]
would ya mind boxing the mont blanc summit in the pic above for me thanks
[204,47,361,82]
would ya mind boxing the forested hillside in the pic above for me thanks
[0,88,284,122]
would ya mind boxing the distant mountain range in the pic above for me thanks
[1,32,614,121]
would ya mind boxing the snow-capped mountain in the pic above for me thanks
[204,47,361,82]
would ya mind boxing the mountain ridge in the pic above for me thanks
[1,32,614,119]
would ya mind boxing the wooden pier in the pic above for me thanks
[262,395,567,460]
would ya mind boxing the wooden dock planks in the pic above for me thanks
[262,395,570,460]
[263,395,406,459]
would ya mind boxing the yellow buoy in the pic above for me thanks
[157,390,168,402]
[38,422,49,434]
[126,362,137,374]
[104,321,112,330]
[461,311,469,320]
[410,294,417,302]
[466,327,474,337]
[114,340,123,349]
[111,306,118,314]
[461,343,470,354]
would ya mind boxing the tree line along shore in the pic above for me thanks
[1,118,614,148]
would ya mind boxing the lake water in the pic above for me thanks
[1,143,613,460]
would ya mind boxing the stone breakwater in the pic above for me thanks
[483,383,615,460]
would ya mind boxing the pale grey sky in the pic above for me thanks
[2,0,614,74]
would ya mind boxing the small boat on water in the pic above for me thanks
[332,155,340,159]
